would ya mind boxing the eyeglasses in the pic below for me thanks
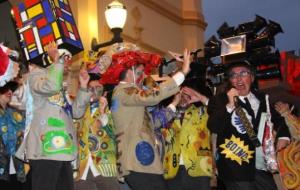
[88,86,103,93]
[229,70,251,79]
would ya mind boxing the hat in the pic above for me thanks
[0,44,19,87]
[0,81,19,94]
[82,42,141,76]
[100,51,161,85]
[88,73,101,82]
[225,60,255,75]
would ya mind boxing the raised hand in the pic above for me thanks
[181,48,191,76]
[275,101,290,116]
[79,69,90,89]
[99,94,108,115]
[45,42,59,63]
[227,88,239,108]
[169,49,191,76]
[182,87,208,105]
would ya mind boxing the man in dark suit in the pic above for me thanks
[207,61,290,190]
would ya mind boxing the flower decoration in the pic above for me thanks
[100,51,161,85]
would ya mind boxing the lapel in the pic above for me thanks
[251,91,267,131]
[84,103,101,134]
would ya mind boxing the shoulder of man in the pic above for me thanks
[123,86,139,95]
[251,89,265,99]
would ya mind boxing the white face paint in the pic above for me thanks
[132,65,145,87]
[98,55,111,74]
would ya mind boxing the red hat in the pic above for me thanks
[0,46,9,77]
[100,51,161,85]
[0,45,19,87]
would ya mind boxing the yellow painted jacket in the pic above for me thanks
[162,105,213,179]
[75,104,117,180]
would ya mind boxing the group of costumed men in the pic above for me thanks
[0,39,299,190]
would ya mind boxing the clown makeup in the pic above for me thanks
[131,65,144,87]
[132,64,145,87]
[88,80,103,102]
[98,55,111,74]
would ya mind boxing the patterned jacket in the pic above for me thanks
[16,63,91,161]
[75,103,117,180]
[162,105,212,179]
[0,107,26,182]
[111,79,179,177]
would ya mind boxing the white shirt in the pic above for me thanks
[9,156,16,174]
[239,92,260,117]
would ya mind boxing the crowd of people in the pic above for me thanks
[0,41,299,190]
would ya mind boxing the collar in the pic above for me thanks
[239,92,255,103]
[118,81,138,88]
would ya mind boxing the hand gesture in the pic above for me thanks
[169,49,191,76]
[99,92,108,114]
[182,87,208,105]
[275,101,290,116]
[181,49,191,76]
[45,42,59,63]
[227,88,239,107]
[79,69,90,89]
[276,138,290,152]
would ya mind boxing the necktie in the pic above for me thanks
[244,97,255,119]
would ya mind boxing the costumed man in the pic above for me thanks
[161,84,213,190]
[74,71,120,190]
[207,61,291,190]
[0,81,26,190]
[15,42,92,190]
[100,49,192,190]
[0,44,27,190]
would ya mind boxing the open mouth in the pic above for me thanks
[235,83,245,90]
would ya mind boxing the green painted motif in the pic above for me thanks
[42,130,75,155]
[47,117,65,128]
[48,64,63,90]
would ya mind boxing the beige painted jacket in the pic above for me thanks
[16,63,91,161]
[111,78,179,177]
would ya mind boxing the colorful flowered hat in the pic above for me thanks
[99,50,162,85]
[83,42,141,76]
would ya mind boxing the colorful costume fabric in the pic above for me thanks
[277,111,300,189]
[162,105,212,179]
[277,141,300,190]
[15,63,91,162]
[75,103,117,180]
[0,107,26,182]
[111,80,179,177]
